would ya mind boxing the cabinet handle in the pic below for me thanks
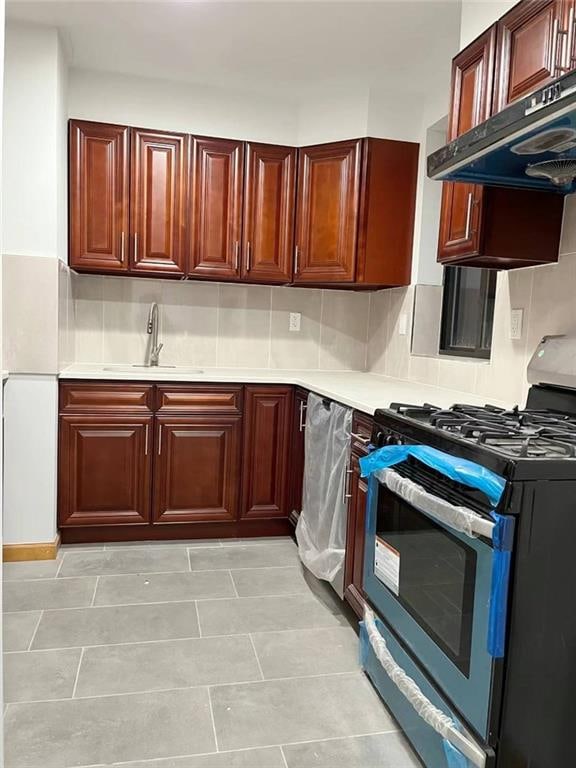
[145,424,149,455]
[246,241,252,272]
[464,192,473,240]
[134,232,138,263]
[294,245,300,274]
[555,16,570,73]
[342,461,354,504]
[351,431,370,445]
[158,425,162,455]
[299,401,307,432]
[120,232,125,263]
[234,240,240,271]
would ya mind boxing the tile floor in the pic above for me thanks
[3,537,420,768]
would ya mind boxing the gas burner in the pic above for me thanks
[479,434,576,459]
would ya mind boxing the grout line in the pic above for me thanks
[280,744,290,768]
[90,576,99,606]
[207,686,220,752]
[229,570,239,598]
[27,611,44,651]
[194,600,202,638]
[55,556,65,578]
[248,633,265,681]
[71,647,85,699]
[187,547,193,572]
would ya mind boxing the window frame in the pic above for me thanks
[439,266,497,360]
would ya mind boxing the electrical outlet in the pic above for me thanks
[399,313,408,336]
[289,312,301,332]
[510,309,523,340]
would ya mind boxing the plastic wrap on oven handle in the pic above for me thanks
[362,607,485,768]
[359,444,506,508]
[374,467,495,540]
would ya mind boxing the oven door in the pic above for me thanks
[363,463,509,742]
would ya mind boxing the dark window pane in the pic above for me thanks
[440,266,496,359]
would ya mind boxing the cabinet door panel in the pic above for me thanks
[438,28,495,263]
[294,140,361,283]
[241,386,293,519]
[59,415,152,526]
[189,138,244,279]
[495,0,562,110]
[69,121,129,272]
[154,416,241,523]
[344,453,368,617]
[131,129,187,275]
[243,143,296,283]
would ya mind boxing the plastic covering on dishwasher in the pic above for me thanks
[296,392,352,596]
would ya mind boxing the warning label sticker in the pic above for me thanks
[374,536,400,595]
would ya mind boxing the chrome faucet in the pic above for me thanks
[146,302,163,367]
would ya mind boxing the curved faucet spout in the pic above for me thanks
[146,302,163,367]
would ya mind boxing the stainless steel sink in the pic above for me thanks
[102,365,204,374]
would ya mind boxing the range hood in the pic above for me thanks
[527,334,576,388]
[428,70,576,194]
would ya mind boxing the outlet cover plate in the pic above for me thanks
[289,312,301,332]
[510,309,523,340]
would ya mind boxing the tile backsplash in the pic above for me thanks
[71,274,371,371]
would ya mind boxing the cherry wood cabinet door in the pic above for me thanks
[153,415,241,523]
[69,120,129,272]
[288,388,308,526]
[294,140,362,284]
[59,415,152,527]
[242,143,296,284]
[438,28,495,263]
[189,137,244,280]
[241,386,293,519]
[130,129,187,276]
[495,0,564,111]
[344,453,369,617]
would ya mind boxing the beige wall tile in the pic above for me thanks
[217,284,272,368]
[411,284,442,357]
[3,254,59,373]
[559,195,576,255]
[366,290,389,374]
[319,290,370,370]
[437,357,478,393]
[58,261,75,368]
[269,287,321,369]
[73,273,103,363]
[161,280,219,367]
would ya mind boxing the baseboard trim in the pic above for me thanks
[3,535,60,562]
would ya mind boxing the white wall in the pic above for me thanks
[69,68,299,145]
[459,0,516,48]
[0,0,6,750]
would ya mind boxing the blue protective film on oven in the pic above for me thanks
[359,444,506,508]
[487,512,515,658]
[443,739,472,768]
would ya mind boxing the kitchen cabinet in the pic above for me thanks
[438,25,565,268]
[130,129,188,276]
[288,388,308,526]
[344,411,373,618]
[69,121,130,273]
[495,0,566,111]
[59,415,153,527]
[189,137,244,280]
[153,415,242,523]
[242,143,296,284]
[294,138,418,287]
[241,386,293,519]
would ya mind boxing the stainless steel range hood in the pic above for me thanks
[428,70,576,194]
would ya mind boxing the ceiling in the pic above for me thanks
[6,1,461,98]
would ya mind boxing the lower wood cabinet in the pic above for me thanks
[241,386,293,519]
[58,414,153,526]
[153,415,242,523]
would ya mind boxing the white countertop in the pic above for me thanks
[60,364,512,414]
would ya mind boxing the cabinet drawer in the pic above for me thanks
[156,385,243,414]
[60,383,153,413]
[351,411,373,456]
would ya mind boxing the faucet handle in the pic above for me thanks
[155,343,164,355]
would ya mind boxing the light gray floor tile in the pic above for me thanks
[220,537,294,547]
[189,543,299,571]
[95,570,234,606]
[4,648,82,703]
[32,602,200,650]
[58,548,190,577]
[3,612,42,652]
[252,627,360,678]
[211,672,397,751]
[60,543,106,551]
[76,635,261,697]
[104,539,222,550]
[4,577,97,612]
[3,560,61,581]
[90,747,285,768]
[231,566,308,597]
[4,688,215,767]
[282,732,421,767]
[198,594,346,636]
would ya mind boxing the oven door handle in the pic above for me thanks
[375,467,495,541]
[364,606,487,768]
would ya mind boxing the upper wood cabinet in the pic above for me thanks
[130,129,187,276]
[242,143,296,284]
[69,121,130,273]
[189,137,244,280]
[495,0,564,110]
[294,138,418,287]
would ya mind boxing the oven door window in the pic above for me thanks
[376,487,477,677]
